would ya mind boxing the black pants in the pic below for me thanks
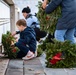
[34,28,47,41]
[34,27,54,43]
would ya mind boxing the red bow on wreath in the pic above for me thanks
[50,52,64,65]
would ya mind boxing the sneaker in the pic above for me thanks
[22,51,35,60]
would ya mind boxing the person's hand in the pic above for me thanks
[42,0,47,9]
[11,41,14,46]
[12,32,16,36]
[14,37,18,39]
[15,39,18,42]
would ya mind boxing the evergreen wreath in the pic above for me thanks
[2,31,20,59]
[37,0,61,34]
[38,39,76,68]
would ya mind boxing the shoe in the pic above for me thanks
[22,51,35,60]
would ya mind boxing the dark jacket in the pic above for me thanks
[15,27,36,52]
[45,0,76,30]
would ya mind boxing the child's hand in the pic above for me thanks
[15,39,18,42]
[12,32,16,36]
[11,41,14,46]
[14,37,18,39]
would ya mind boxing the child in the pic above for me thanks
[12,19,36,60]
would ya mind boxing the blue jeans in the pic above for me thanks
[55,28,76,43]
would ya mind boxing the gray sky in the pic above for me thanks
[14,0,42,18]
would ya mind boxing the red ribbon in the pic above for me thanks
[50,52,62,65]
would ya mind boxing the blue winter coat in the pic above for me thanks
[15,27,36,52]
[45,0,76,30]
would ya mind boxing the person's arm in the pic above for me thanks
[18,36,31,44]
[16,31,20,34]
[15,32,32,46]
[45,0,62,14]
[26,18,33,27]
[12,31,20,36]
[42,0,48,9]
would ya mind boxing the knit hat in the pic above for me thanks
[22,6,31,13]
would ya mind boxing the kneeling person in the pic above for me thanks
[13,19,36,60]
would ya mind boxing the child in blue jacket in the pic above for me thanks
[12,19,36,60]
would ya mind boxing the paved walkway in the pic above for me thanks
[40,53,76,75]
[23,57,45,75]
[0,54,76,75]
[0,58,9,75]
[5,57,45,75]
